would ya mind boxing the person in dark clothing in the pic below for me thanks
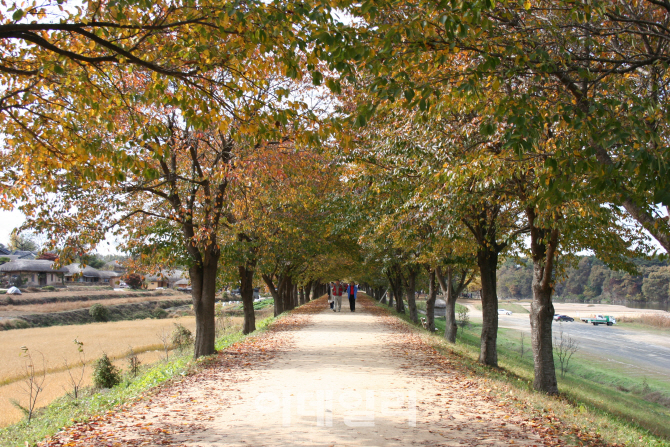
[327,282,334,310]
[347,282,358,312]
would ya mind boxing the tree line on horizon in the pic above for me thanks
[498,256,670,304]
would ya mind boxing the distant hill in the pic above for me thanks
[497,256,670,303]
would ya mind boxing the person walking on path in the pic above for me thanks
[327,282,335,311]
[347,282,358,312]
[331,280,346,312]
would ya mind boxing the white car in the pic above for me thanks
[498,309,512,315]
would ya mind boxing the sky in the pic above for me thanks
[0,208,122,254]
[0,209,24,247]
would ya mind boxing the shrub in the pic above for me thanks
[152,307,168,319]
[124,273,144,289]
[131,310,152,320]
[89,303,109,322]
[41,285,55,291]
[171,323,193,352]
[92,353,121,388]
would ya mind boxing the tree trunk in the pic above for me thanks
[310,281,318,301]
[436,267,448,294]
[395,292,404,313]
[405,266,419,323]
[443,267,458,343]
[387,288,394,307]
[304,280,313,301]
[387,266,404,313]
[280,276,289,311]
[426,267,437,332]
[282,276,294,311]
[190,257,218,358]
[239,262,256,335]
[294,284,299,308]
[478,246,499,366]
[530,282,558,394]
[262,273,283,317]
[528,208,560,394]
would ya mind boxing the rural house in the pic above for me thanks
[0,260,67,287]
[63,263,121,285]
[146,270,188,289]
[10,250,37,260]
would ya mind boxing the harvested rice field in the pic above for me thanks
[0,316,234,427]
[0,294,188,316]
[0,349,167,427]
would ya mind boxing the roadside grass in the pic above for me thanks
[616,321,670,335]
[617,314,670,330]
[498,302,530,314]
[232,298,274,311]
[0,314,276,447]
[416,300,473,315]
[374,298,670,447]
[473,301,529,314]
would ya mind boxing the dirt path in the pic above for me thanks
[40,298,553,446]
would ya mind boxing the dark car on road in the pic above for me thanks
[554,314,574,322]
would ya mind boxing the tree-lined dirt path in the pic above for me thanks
[40,297,559,446]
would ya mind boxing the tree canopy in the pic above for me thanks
[2,0,668,394]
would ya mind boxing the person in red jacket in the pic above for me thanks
[331,280,346,312]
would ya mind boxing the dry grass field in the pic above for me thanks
[0,316,233,427]
[618,313,670,329]
[0,349,168,427]
[0,298,258,428]
[0,317,204,385]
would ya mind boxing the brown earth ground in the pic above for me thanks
[39,296,568,447]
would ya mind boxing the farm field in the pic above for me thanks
[0,288,182,303]
[0,294,188,317]
[0,288,184,306]
[0,349,167,427]
[0,316,218,427]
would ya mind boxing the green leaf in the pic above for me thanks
[312,71,323,86]
[653,188,670,208]
[12,9,24,21]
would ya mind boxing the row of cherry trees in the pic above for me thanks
[2,0,668,394]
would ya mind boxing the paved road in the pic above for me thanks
[491,312,670,381]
